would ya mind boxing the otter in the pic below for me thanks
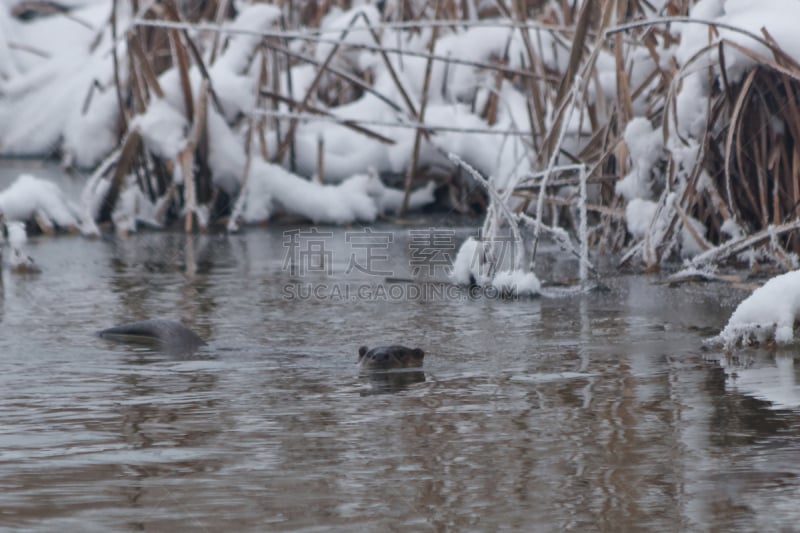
[357,345,424,370]
[97,319,206,356]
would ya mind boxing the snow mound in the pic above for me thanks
[491,270,541,297]
[131,98,188,161]
[242,160,378,224]
[0,2,122,167]
[450,238,541,297]
[340,172,436,215]
[0,174,82,229]
[450,237,485,285]
[616,117,663,201]
[625,198,658,239]
[717,270,800,348]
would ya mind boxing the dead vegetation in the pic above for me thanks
[6,0,800,274]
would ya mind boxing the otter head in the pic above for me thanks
[358,345,425,370]
[358,345,369,365]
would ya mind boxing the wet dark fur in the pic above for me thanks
[357,345,424,370]
[97,319,206,356]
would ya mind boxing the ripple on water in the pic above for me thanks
[1,227,799,531]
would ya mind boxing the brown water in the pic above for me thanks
[2,173,800,530]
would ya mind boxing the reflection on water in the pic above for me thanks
[1,221,800,531]
[359,370,427,395]
[716,349,800,410]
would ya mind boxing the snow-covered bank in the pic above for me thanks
[1,0,800,275]
[0,174,83,231]
[714,270,800,349]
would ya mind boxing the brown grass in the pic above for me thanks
[22,0,796,272]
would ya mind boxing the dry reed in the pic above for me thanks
[11,0,800,274]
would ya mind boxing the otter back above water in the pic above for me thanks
[97,320,206,356]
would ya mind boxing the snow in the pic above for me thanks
[6,220,26,247]
[132,98,188,162]
[680,214,709,258]
[674,0,725,68]
[720,8,800,81]
[316,4,382,67]
[0,6,20,79]
[616,117,663,201]
[625,198,658,239]
[0,0,794,275]
[450,237,484,285]
[206,103,246,195]
[111,184,143,234]
[199,4,281,121]
[0,2,123,167]
[491,270,541,297]
[674,72,709,140]
[0,3,563,232]
[672,0,800,140]
[720,218,743,239]
[717,270,800,348]
[224,155,435,226]
[242,160,379,225]
[63,85,121,168]
[208,69,256,121]
[396,26,517,103]
[0,174,82,229]
[291,125,396,182]
[450,236,540,296]
[339,171,436,215]
[217,4,282,74]
[625,194,708,260]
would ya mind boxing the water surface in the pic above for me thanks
[1,187,799,531]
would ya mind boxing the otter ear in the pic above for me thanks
[413,348,424,358]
